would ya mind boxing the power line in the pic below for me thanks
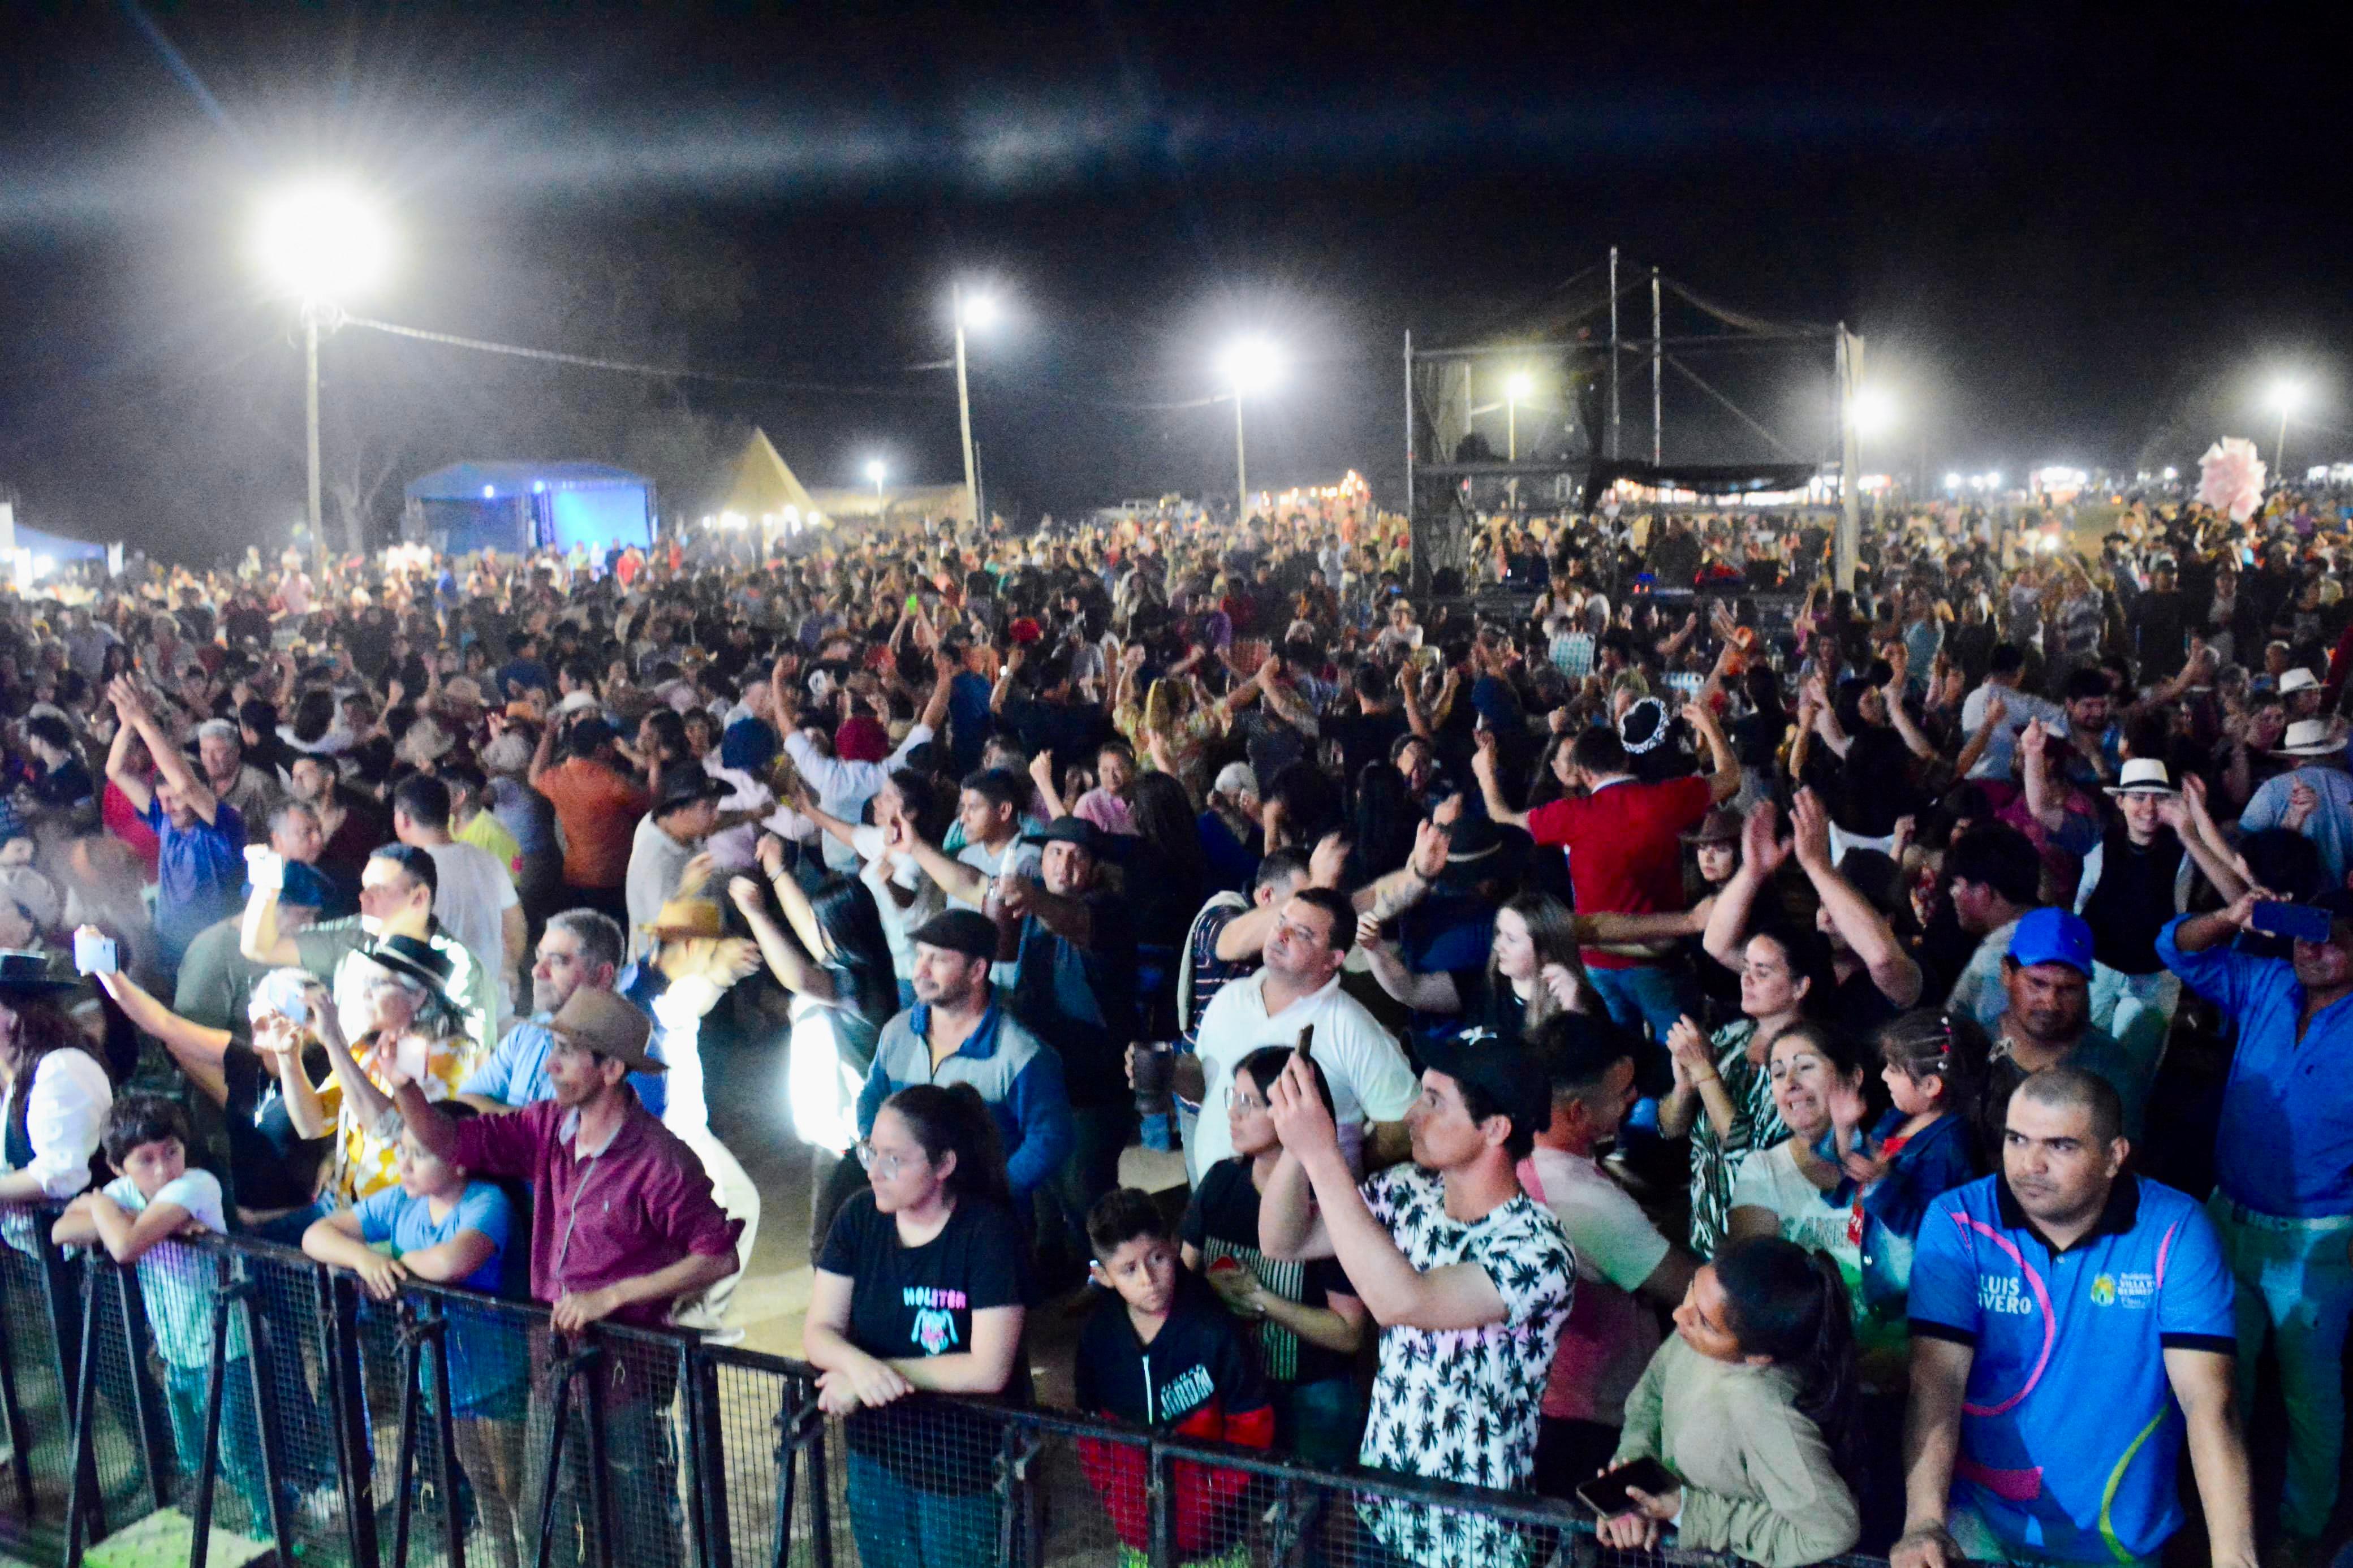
[343,313,1233,411]
[344,315,952,398]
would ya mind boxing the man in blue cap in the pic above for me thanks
[1985,906,2151,1146]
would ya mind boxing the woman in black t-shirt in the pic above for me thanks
[807,1083,1032,1568]
[1179,1047,1368,1467]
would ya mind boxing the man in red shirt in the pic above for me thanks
[1474,698,1738,1043]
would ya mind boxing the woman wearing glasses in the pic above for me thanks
[804,1082,1031,1568]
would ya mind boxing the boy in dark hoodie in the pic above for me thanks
[1076,1188,1275,1568]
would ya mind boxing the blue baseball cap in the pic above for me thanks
[2006,906,2094,976]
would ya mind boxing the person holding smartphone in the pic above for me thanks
[1598,1237,1860,1567]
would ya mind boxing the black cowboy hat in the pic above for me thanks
[0,948,80,996]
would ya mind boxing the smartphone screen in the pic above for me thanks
[2251,901,2332,944]
[1575,1457,1679,1517]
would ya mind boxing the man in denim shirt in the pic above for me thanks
[2159,886,2353,1553]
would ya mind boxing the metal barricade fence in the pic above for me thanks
[2,1206,1903,1568]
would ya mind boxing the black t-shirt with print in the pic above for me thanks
[220,1038,331,1214]
[1180,1158,1358,1387]
[816,1190,1033,1490]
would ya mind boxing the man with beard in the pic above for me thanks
[287,752,389,893]
[391,988,739,1568]
[1979,908,2149,1151]
[2160,886,2353,1554]
[1894,1068,2252,1568]
[454,909,665,1118]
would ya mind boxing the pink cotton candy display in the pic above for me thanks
[2197,436,2268,522]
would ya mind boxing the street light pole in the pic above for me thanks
[1234,392,1248,518]
[953,283,980,526]
[2277,404,2291,480]
[304,305,324,569]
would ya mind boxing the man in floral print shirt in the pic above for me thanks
[1260,1034,1575,1568]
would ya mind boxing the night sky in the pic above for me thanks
[1,3,2346,561]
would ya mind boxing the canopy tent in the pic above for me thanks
[710,429,819,528]
[403,461,653,558]
[11,523,107,563]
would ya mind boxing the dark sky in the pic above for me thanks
[1,3,2347,560]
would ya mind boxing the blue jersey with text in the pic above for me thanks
[1907,1173,2235,1563]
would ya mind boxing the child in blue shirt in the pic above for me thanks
[52,1095,272,1534]
[303,1103,525,1568]
[1827,1010,1985,1325]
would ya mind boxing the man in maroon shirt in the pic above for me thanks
[391,986,737,1568]
[391,987,739,1329]
[1474,698,1739,1044]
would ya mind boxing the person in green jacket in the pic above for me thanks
[1598,1236,1863,1568]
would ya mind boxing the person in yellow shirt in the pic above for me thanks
[260,934,473,1203]
[445,763,525,884]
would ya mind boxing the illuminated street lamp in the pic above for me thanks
[1503,370,1535,461]
[951,286,998,524]
[252,179,393,563]
[1217,336,1286,516]
[2268,380,2305,479]
[865,460,887,505]
[1851,387,1896,440]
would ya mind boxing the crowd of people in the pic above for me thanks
[1,480,2350,1568]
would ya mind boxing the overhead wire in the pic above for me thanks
[342,313,1235,411]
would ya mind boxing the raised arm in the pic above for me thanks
[900,818,991,906]
[1354,911,1463,1012]
[2169,776,2248,903]
[1701,802,1786,971]
[92,965,232,1106]
[238,853,306,967]
[1263,1057,1504,1330]
[102,683,156,816]
[113,677,218,823]
[1791,788,1922,1008]
[2018,721,2065,833]
[1026,750,1071,822]
[1470,729,1528,830]
[1684,701,1740,802]
[727,870,837,1003]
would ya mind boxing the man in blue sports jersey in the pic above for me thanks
[1892,1068,2255,1568]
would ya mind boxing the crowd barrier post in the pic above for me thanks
[226,1249,295,1568]
[679,1341,729,1568]
[184,1255,243,1568]
[1145,1439,1176,1568]
[575,1337,617,1568]
[995,1422,1043,1568]
[386,1301,466,1568]
[58,1259,103,1568]
[0,1248,35,1519]
[529,1336,618,1568]
[766,1384,825,1568]
[320,1263,383,1568]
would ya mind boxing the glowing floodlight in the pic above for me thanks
[253,180,394,305]
[1217,336,1286,398]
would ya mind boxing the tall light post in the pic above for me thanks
[253,180,393,565]
[951,286,997,525]
[1503,370,1533,461]
[865,460,887,509]
[1504,370,1534,512]
[2268,379,2304,479]
[1217,336,1285,519]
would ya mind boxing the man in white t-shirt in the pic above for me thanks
[1519,1013,1699,1497]
[1190,887,1418,1174]
[393,775,525,1027]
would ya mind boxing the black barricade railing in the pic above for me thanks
[2,1204,1904,1568]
